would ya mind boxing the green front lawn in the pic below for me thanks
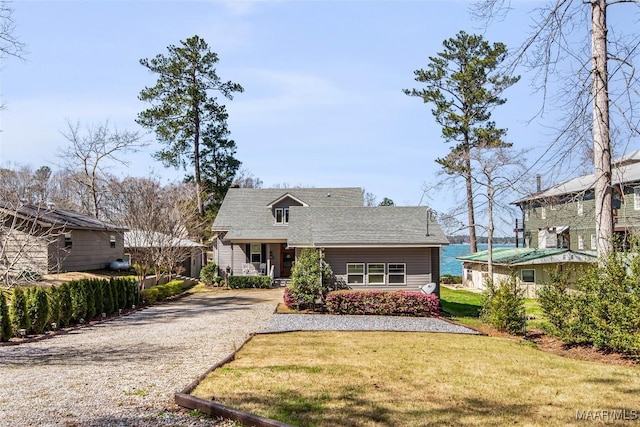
[440,285,547,330]
[192,331,640,426]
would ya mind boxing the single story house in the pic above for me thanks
[124,230,205,278]
[211,187,449,294]
[457,247,597,297]
[0,202,127,275]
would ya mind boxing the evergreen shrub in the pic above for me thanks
[480,276,526,335]
[228,275,271,289]
[0,292,11,341]
[200,263,218,286]
[10,287,30,335]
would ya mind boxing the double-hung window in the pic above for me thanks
[388,263,406,285]
[635,188,640,210]
[347,263,364,284]
[110,235,116,248]
[577,198,584,216]
[367,263,385,284]
[275,207,290,224]
[250,243,262,263]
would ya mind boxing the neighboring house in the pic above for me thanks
[211,187,449,293]
[514,150,640,251]
[124,230,205,278]
[457,247,597,297]
[0,202,127,275]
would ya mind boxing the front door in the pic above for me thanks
[281,244,295,277]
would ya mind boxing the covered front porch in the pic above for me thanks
[212,238,296,282]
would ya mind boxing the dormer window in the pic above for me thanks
[275,207,289,224]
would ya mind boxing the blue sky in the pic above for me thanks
[1,1,637,233]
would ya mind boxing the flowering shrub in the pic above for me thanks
[325,290,440,317]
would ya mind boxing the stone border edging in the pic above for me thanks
[175,333,295,427]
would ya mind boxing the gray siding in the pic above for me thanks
[2,228,49,273]
[53,230,125,272]
[324,247,436,291]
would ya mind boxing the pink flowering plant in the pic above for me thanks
[325,290,439,317]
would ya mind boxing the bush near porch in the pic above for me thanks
[227,275,271,289]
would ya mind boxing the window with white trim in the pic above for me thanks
[578,235,584,250]
[577,198,584,216]
[590,234,597,250]
[275,207,290,224]
[367,263,385,284]
[388,263,406,285]
[635,188,640,210]
[110,235,116,249]
[250,243,262,263]
[64,232,72,249]
[524,209,530,222]
[541,206,547,219]
[521,269,535,283]
[347,263,364,284]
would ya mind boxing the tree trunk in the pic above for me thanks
[591,0,613,256]
[464,150,478,253]
[487,177,494,283]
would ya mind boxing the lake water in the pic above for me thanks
[441,244,515,276]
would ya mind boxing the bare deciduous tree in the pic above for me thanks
[0,201,64,288]
[57,120,145,219]
[469,145,527,281]
[112,177,203,288]
[474,0,640,256]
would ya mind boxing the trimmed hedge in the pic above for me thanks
[228,275,271,289]
[324,290,440,317]
[1,277,138,340]
[140,279,189,305]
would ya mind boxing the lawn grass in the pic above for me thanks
[192,331,640,426]
[440,286,547,331]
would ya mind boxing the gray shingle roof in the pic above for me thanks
[514,153,640,204]
[0,202,126,232]
[212,187,363,240]
[124,230,204,249]
[289,206,448,247]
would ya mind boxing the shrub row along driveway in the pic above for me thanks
[0,288,283,427]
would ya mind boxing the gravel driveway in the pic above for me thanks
[0,288,283,427]
[1,287,478,427]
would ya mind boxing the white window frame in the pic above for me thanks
[388,263,406,285]
[590,234,597,250]
[347,263,364,284]
[275,207,290,224]
[577,198,584,216]
[635,187,640,210]
[367,263,385,285]
[521,269,535,283]
[524,209,530,222]
[578,235,584,250]
[250,243,262,263]
[541,206,547,220]
[64,232,72,249]
[110,235,116,249]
